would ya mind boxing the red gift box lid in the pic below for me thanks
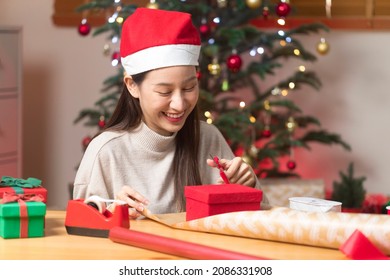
[185,184,262,204]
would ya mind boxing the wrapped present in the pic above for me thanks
[185,184,263,221]
[0,176,47,203]
[0,192,46,239]
[362,193,390,214]
[289,197,342,213]
[259,178,325,207]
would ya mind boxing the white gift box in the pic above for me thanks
[289,197,342,213]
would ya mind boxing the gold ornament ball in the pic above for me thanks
[103,44,110,56]
[245,0,262,9]
[146,2,159,9]
[208,62,221,76]
[217,0,228,8]
[246,0,262,9]
[317,39,330,55]
[249,145,258,157]
[242,154,253,166]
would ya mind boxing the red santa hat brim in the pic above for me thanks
[120,8,201,75]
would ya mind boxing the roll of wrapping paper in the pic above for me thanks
[109,226,268,260]
[141,207,390,255]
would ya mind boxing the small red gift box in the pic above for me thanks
[0,176,47,203]
[185,184,263,221]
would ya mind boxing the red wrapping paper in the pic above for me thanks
[109,226,268,260]
[0,186,47,203]
[340,230,389,260]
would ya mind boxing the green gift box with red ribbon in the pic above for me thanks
[0,176,47,203]
[0,192,46,239]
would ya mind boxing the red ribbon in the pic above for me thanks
[0,192,44,238]
[340,229,389,260]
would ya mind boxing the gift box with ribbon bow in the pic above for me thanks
[0,192,46,239]
[0,176,47,203]
[185,184,263,221]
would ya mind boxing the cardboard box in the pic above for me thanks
[185,184,263,221]
[260,179,325,207]
[0,201,46,238]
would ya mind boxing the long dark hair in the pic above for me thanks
[103,71,202,211]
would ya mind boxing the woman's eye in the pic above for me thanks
[156,91,172,95]
[183,85,196,91]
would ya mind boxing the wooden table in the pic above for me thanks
[0,210,347,260]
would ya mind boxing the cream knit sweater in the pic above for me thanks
[73,121,264,214]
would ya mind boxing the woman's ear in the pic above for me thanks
[124,75,140,98]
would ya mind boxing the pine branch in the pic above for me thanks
[299,130,352,151]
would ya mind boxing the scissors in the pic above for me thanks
[210,154,230,184]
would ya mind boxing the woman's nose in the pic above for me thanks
[170,92,185,111]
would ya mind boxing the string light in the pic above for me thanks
[257,47,265,54]
[277,18,286,26]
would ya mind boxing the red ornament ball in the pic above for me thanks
[196,70,202,80]
[261,129,272,138]
[78,22,91,36]
[226,54,242,72]
[275,2,291,17]
[199,24,211,38]
[98,119,106,128]
[82,136,92,148]
[286,160,296,170]
[111,51,121,63]
[262,7,270,19]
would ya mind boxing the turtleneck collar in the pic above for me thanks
[132,121,177,152]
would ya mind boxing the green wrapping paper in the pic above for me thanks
[0,201,46,239]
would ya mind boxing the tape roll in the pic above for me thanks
[84,195,107,213]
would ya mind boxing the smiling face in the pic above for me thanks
[124,66,199,136]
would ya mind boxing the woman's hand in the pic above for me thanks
[114,185,149,219]
[207,156,256,188]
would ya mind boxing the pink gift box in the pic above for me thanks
[387,206,390,215]
[185,184,262,221]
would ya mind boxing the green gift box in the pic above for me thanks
[0,201,46,239]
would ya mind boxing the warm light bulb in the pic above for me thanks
[277,18,285,25]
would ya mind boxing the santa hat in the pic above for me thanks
[120,8,201,75]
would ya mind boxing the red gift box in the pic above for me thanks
[185,184,263,221]
[0,177,47,203]
[0,187,47,203]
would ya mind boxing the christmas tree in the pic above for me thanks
[74,0,350,178]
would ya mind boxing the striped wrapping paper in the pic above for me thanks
[142,207,390,255]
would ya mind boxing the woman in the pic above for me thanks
[73,8,267,218]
